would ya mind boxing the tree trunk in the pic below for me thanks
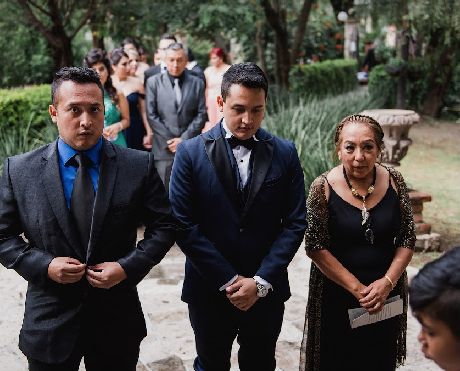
[421,46,457,117]
[260,0,290,89]
[255,21,267,74]
[290,0,314,65]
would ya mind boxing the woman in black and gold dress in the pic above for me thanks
[300,115,416,371]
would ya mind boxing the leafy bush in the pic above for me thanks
[0,85,51,130]
[289,59,358,98]
[264,89,383,188]
[368,64,396,108]
[368,57,460,113]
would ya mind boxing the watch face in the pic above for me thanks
[257,283,268,297]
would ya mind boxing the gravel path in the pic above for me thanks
[0,244,438,370]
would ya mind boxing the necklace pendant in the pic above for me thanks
[361,207,369,225]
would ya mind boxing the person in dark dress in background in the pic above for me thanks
[110,48,152,151]
[300,114,416,371]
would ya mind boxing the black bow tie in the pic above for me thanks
[227,136,256,150]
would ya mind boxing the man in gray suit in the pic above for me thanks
[0,67,176,370]
[146,43,207,191]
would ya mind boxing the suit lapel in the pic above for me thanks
[177,71,191,113]
[203,124,240,207]
[241,131,274,220]
[86,140,118,260]
[41,141,85,260]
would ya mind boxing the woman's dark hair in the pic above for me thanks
[121,37,139,50]
[109,48,128,67]
[83,48,118,105]
[409,246,460,339]
[221,62,268,101]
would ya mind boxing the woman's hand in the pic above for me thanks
[103,123,122,140]
[359,277,393,314]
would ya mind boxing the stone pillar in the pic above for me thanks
[408,191,441,252]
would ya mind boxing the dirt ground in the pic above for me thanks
[398,117,460,266]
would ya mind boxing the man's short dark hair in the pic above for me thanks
[221,62,268,101]
[160,33,177,42]
[51,67,103,105]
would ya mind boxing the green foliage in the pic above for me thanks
[368,64,396,108]
[369,57,460,112]
[0,85,51,130]
[0,10,53,87]
[264,89,383,188]
[444,63,460,108]
[0,120,57,172]
[289,59,357,98]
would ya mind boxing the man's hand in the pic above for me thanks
[167,138,182,153]
[47,257,86,284]
[226,277,258,311]
[86,262,127,289]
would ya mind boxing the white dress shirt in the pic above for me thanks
[219,120,272,293]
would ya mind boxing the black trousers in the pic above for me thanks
[189,297,285,371]
[27,331,141,371]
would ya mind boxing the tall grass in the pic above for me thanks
[264,88,384,188]
[0,113,57,171]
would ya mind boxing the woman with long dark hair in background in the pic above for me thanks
[83,48,129,147]
[110,48,152,150]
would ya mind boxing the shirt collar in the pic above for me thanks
[168,71,185,86]
[221,119,259,141]
[58,137,103,167]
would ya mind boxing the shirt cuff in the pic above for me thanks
[219,274,238,291]
[254,275,273,291]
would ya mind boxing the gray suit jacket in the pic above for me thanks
[0,139,176,363]
[146,70,207,160]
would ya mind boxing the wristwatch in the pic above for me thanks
[254,279,269,298]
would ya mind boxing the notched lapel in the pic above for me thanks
[87,141,118,261]
[242,138,274,219]
[41,142,84,260]
[177,73,191,113]
[203,128,239,207]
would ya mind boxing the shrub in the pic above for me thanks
[265,89,383,188]
[368,57,459,113]
[0,84,51,131]
[289,59,358,98]
[368,64,396,108]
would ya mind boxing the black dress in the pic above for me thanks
[300,166,416,371]
[125,92,147,151]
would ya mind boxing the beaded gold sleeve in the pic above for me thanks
[387,166,416,249]
[304,172,330,253]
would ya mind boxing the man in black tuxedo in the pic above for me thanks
[169,63,307,370]
[0,67,176,371]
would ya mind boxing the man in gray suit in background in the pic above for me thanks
[146,43,207,191]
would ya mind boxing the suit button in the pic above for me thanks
[239,228,244,232]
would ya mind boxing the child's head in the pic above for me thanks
[409,246,460,370]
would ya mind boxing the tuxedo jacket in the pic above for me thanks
[146,70,207,160]
[0,139,175,363]
[169,123,307,304]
